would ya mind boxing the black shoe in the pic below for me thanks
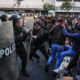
[29,57,34,61]
[31,58,34,62]
[52,71,58,78]
[48,48,51,55]
[45,64,49,73]
[37,57,40,63]
[21,70,30,77]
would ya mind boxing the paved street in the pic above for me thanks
[18,49,54,80]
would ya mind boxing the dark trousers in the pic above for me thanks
[16,45,27,71]
[39,45,49,60]
[30,44,48,60]
[30,45,40,59]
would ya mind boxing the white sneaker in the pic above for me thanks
[53,68,60,73]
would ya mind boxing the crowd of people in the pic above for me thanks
[34,15,80,80]
[0,13,80,80]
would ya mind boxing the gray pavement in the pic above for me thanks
[18,50,54,80]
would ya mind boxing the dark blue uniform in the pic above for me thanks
[30,28,48,61]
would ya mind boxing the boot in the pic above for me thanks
[45,64,49,73]
[37,57,40,63]
[21,69,30,77]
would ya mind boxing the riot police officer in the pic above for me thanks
[10,14,30,77]
[0,14,19,80]
[30,21,48,62]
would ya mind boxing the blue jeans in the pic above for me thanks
[55,45,75,69]
[47,44,64,65]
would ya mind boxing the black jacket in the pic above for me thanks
[51,24,65,45]
[33,28,48,47]
[14,27,26,47]
[45,23,53,31]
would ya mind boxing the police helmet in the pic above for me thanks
[0,14,8,21]
[10,14,21,28]
[35,21,44,28]
[10,14,21,20]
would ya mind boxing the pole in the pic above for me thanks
[54,0,55,11]
[17,0,23,12]
[54,0,56,16]
[17,0,19,12]
[72,0,75,17]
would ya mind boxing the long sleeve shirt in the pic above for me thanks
[63,28,80,52]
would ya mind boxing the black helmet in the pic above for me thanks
[35,21,44,28]
[0,14,8,21]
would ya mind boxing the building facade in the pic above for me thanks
[0,0,54,10]
[55,0,80,15]
[0,0,80,15]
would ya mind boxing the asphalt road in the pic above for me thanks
[17,41,55,80]
[18,50,54,80]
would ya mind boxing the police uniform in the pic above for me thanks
[30,22,48,61]
[0,14,18,80]
[10,14,30,77]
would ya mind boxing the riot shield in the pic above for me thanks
[24,17,34,30]
[0,21,18,80]
[23,17,34,65]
